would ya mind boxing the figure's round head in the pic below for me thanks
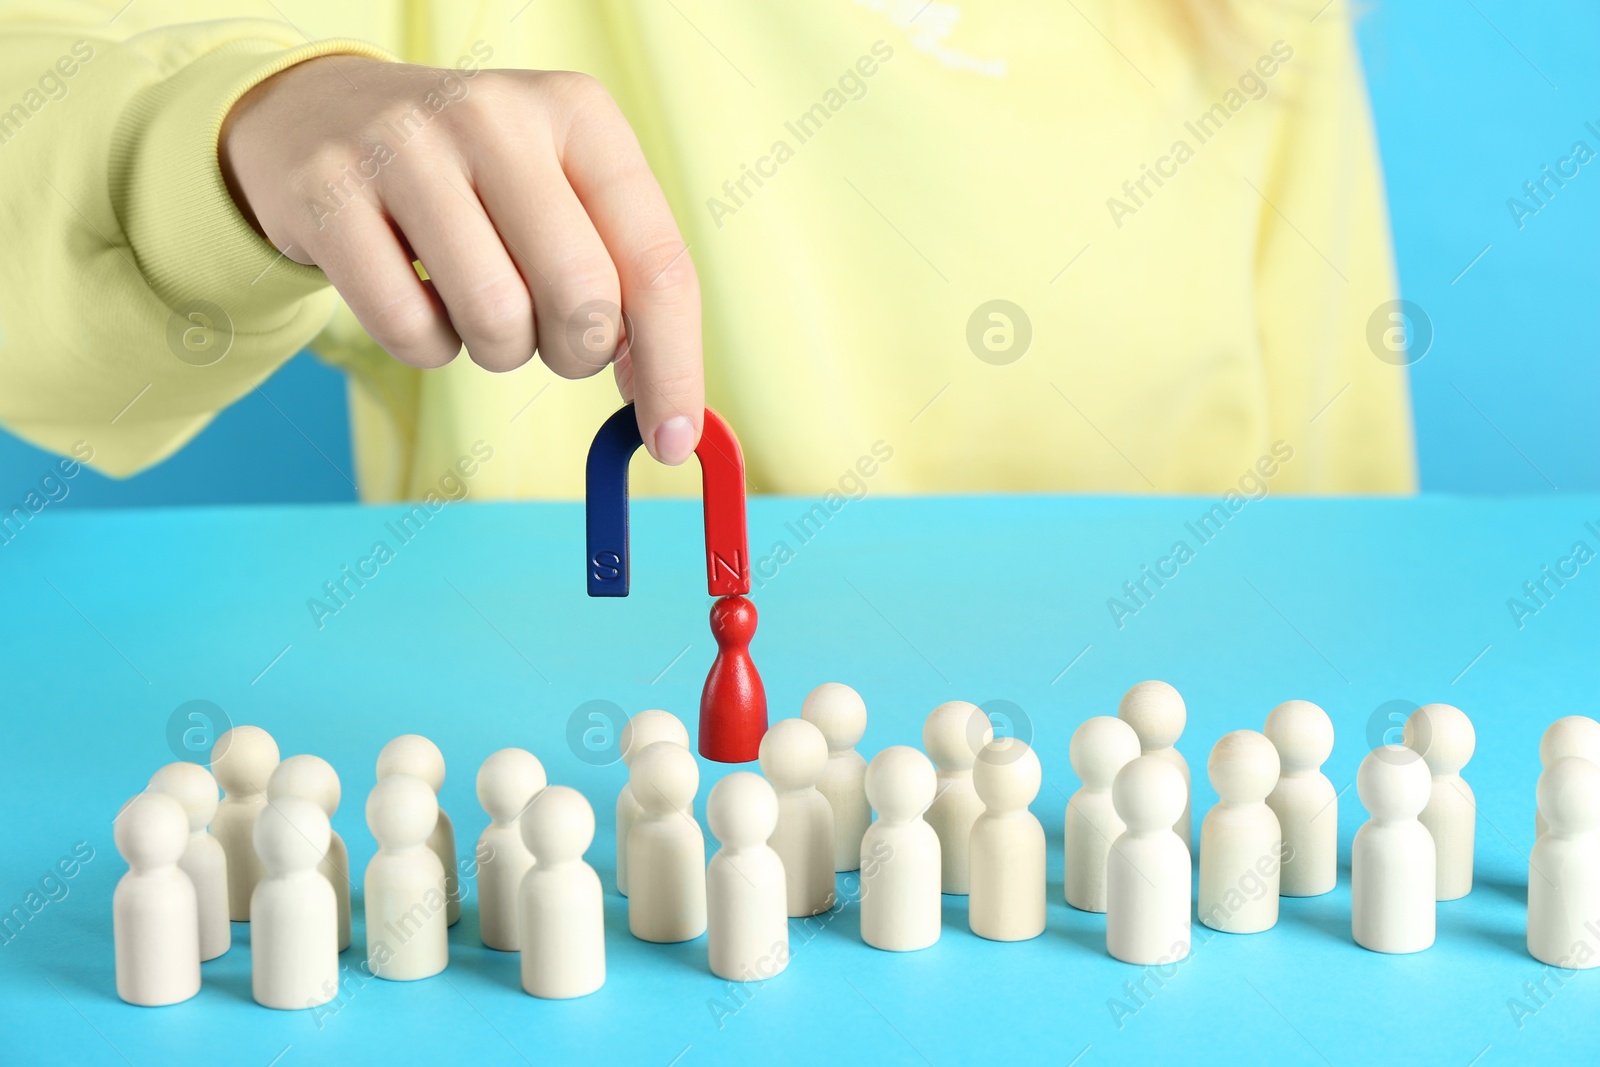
[1069,715,1142,790]
[476,748,547,824]
[759,718,828,791]
[1357,746,1432,820]
[1541,716,1600,768]
[629,741,699,816]
[267,754,341,817]
[708,771,779,848]
[865,745,936,821]
[1118,681,1186,750]
[376,734,445,792]
[800,682,867,753]
[1538,757,1600,837]
[708,595,757,641]
[365,773,439,850]
[210,725,280,796]
[973,739,1041,811]
[620,710,690,768]
[1208,730,1281,804]
[147,761,219,832]
[115,792,188,869]
[255,795,330,875]
[520,785,595,863]
[1263,700,1334,773]
[922,701,992,772]
[1112,755,1186,833]
[1404,704,1474,775]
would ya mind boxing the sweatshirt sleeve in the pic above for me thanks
[0,11,393,476]
[1248,7,1418,494]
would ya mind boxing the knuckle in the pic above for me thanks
[367,296,450,362]
[376,98,436,141]
[526,70,626,137]
[629,237,699,296]
[453,70,511,120]
[542,261,622,367]
[539,70,615,113]
[540,345,606,381]
[551,257,622,312]
[637,367,700,405]
[284,146,357,205]
[453,274,531,347]
[467,346,533,373]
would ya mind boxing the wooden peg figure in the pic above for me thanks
[1351,746,1435,954]
[1536,716,1600,838]
[1064,715,1141,913]
[801,682,871,873]
[699,595,767,763]
[758,718,836,917]
[923,701,992,895]
[1405,703,1476,901]
[1118,682,1191,850]
[627,742,708,942]
[1106,755,1190,966]
[1198,730,1282,934]
[147,761,231,961]
[251,796,338,1010]
[1263,700,1338,897]
[1528,757,1600,969]
[616,710,691,897]
[376,734,460,926]
[364,775,449,980]
[476,748,547,951]
[518,786,605,999]
[706,772,789,981]
[860,746,941,952]
[969,738,1045,942]
[267,754,352,952]
[210,725,280,921]
[114,792,201,1006]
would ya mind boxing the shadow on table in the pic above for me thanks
[1048,886,1107,958]
[200,922,259,1004]
[1275,894,1350,946]
[805,891,862,946]
[1475,876,1526,906]
[606,894,709,975]
[1465,923,1528,959]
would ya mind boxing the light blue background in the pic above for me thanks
[1360,0,1597,495]
[0,1,1592,506]
[0,494,1596,1066]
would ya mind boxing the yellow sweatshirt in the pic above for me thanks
[0,0,1415,500]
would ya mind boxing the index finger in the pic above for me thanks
[549,74,704,465]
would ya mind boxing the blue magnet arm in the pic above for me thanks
[585,404,645,596]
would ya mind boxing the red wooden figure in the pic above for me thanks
[699,594,767,763]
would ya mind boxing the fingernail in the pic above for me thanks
[654,416,696,465]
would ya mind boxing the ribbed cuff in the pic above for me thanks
[111,36,396,327]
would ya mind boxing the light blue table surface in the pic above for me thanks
[1,493,1596,1066]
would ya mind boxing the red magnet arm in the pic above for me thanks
[694,411,750,597]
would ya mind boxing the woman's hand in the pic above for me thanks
[221,55,702,464]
